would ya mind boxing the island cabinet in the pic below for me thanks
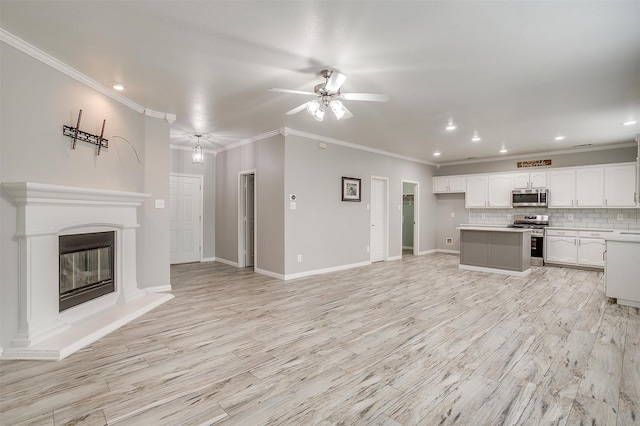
[458,227,531,276]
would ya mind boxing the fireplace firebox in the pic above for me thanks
[59,231,115,311]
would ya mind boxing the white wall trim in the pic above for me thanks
[170,144,217,155]
[0,28,174,123]
[255,268,285,280]
[215,257,239,268]
[218,130,282,152]
[387,255,402,261]
[437,142,637,167]
[201,257,216,262]
[283,261,372,281]
[418,249,438,255]
[144,285,173,293]
[283,127,436,166]
[436,249,460,254]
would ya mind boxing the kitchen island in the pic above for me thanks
[605,232,640,308]
[457,226,532,276]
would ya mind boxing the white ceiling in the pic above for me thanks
[1,1,639,164]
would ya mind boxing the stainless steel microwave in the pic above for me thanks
[512,189,549,207]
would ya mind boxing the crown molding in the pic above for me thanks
[1,27,174,123]
[217,129,283,152]
[170,144,216,155]
[437,141,638,167]
[282,128,437,166]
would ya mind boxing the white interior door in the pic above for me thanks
[370,178,386,262]
[170,174,202,264]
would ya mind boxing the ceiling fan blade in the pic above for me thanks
[325,71,348,92]
[341,92,390,102]
[340,105,354,120]
[285,102,310,115]
[268,88,316,96]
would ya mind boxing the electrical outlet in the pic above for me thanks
[451,212,455,218]
[567,214,574,221]
[481,213,486,220]
[445,237,453,245]
[297,254,302,262]
[616,214,624,221]
[154,199,165,209]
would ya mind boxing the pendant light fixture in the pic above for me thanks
[192,135,204,164]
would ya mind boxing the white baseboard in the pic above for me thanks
[215,257,239,268]
[387,255,402,261]
[255,268,285,280]
[144,285,172,293]
[284,261,372,280]
[459,264,531,277]
[201,257,216,262]
[436,249,460,255]
[417,249,437,255]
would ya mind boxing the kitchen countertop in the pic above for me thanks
[457,225,531,233]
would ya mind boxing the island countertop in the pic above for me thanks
[457,225,532,233]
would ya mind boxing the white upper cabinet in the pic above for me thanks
[604,164,637,207]
[548,169,576,207]
[488,174,512,207]
[433,176,466,193]
[576,167,604,207]
[512,171,547,189]
[465,175,488,208]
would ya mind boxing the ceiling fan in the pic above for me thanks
[269,69,389,121]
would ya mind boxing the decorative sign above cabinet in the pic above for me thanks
[517,159,552,168]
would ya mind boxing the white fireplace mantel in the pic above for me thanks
[2,182,173,361]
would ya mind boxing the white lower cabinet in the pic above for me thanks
[545,229,609,268]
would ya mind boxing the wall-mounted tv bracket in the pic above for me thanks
[62,109,108,155]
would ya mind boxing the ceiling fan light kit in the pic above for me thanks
[270,69,388,122]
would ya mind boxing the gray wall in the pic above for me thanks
[0,43,168,348]
[170,148,216,259]
[435,146,637,176]
[283,134,436,275]
[139,117,171,289]
[435,194,467,251]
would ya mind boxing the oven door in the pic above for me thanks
[531,235,544,266]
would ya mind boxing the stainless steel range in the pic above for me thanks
[509,214,549,266]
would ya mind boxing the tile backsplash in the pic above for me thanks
[468,208,640,230]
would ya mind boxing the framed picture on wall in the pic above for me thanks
[342,177,361,202]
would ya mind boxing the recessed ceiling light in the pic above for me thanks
[446,124,456,131]
[623,120,638,126]
[471,135,481,142]
[111,82,125,91]
[554,136,566,141]
[433,151,441,156]
[500,148,508,154]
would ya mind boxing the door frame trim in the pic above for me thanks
[238,169,257,268]
[370,176,389,262]
[169,173,204,263]
[401,179,420,255]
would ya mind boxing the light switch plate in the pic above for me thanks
[155,199,165,209]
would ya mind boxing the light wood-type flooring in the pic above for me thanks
[1,253,639,425]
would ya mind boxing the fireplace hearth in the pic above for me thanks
[59,231,116,311]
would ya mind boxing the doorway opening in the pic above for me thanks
[402,180,420,257]
[239,171,256,269]
[370,176,389,263]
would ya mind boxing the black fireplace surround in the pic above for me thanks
[59,231,115,312]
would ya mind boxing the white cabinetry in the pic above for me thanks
[604,164,637,207]
[605,235,640,308]
[576,167,604,207]
[488,174,512,207]
[465,175,488,208]
[545,229,608,268]
[548,169,575,207]
[512,172,547,189]
[433,176,466,193]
